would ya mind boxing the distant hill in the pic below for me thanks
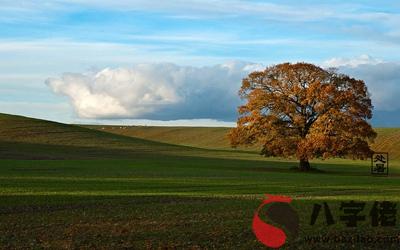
[85,125,400,160]
[0,113,192,160]
[84,125,238,150]
[371,128,400,160]
[1,113,398,160]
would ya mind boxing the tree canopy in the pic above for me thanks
[229,62,377,171]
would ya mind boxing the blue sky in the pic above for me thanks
[1,1,400,126]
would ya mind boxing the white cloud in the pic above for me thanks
[322,54,383,68]
[46,58,400,121]
[46,61,261,120]
[46,65,182,118]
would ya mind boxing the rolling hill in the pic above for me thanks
[85,124,400,160]
[1,112,400,249]
[84,125,238,150]
[1,113,399,160]
[0,113,198,160]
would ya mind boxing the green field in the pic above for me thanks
[1,113,400,249]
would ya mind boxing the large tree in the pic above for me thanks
[229,62,377,171]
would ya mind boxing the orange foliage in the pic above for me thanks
[229,62,377,170]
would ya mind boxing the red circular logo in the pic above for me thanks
[252,194,299,248]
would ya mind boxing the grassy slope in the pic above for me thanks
[0,113,186,158]
[372,128,400,160]
[0,113,249,161]
[84,125,238,150]
[85,124,400,160]
[1,113,400,249]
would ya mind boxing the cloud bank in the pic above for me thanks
[47,57,400,125]
[323,55,400,112]
[46,61,262,120]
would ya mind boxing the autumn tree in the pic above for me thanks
[229,62,377,171]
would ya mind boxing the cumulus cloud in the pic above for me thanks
[46,58,400,125]
[46,61,263,120]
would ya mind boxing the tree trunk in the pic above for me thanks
[299,158,310,171]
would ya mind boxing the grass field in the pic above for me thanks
[1,113,400,249]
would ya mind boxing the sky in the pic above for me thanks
[1,0,400,127]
